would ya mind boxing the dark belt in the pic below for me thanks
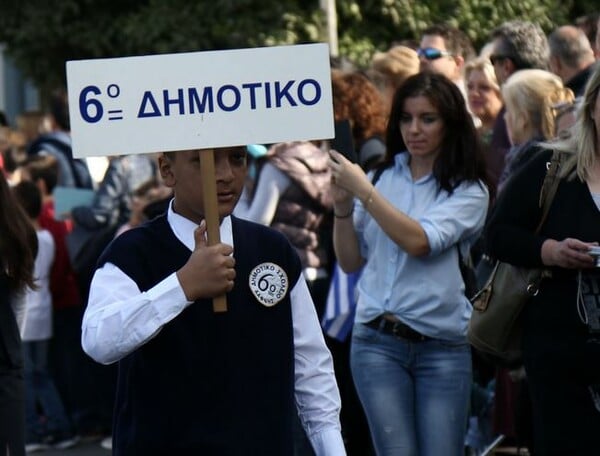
[364,315,430,342]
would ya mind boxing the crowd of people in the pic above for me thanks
[1,11,600,456]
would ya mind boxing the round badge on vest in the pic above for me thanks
[249,262,288,307]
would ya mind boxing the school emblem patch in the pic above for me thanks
[249,262,288,307]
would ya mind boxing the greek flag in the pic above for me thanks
[321,263,361,342]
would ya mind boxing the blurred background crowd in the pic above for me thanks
[1,3,600,455]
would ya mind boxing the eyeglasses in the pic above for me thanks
[489,54,511,66]
[551,101,575,117]
[417,47,453,60]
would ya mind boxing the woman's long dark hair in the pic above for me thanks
[383,72,492,197]
[0,172,37,291]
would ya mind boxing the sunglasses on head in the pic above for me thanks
[417,47,453,60]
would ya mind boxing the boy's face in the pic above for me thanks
[159,147,247,224]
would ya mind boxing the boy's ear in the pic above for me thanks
[158,155,176,187]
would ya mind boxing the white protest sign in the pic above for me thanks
[66,43,334,158]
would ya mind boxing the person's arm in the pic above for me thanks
[81,264,192,364]
[233,162,291,225]
[291,277,346,456]
[330,150,429,256]
[415,181,489,256]
[331,181,364,273]
[487,150,595,269]
[356,180,430,256]
[330,150,486,257]
[82,222,235,364]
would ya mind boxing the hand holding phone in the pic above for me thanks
[589,246,600,267]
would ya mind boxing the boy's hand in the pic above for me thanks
[177,220,236,300]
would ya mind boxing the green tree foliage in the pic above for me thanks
[0,0,322,95]
[336,0,574,65]
[0,0,592,98]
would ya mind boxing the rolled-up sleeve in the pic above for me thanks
[419,181,489,255]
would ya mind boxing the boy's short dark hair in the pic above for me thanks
[13,180,42,220]
[163,151,177,161]
[163,146,247,161]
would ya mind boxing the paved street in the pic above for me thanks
[29,439,110,456]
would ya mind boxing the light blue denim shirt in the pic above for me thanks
[354,152,489,341]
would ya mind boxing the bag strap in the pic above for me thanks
[528,150,569,286]
[475,150,566,296]
[371,166,386,186]
[535,150,567,234]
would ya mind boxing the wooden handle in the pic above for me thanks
[199,149,228,313]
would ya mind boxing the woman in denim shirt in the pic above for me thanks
[329,72,491,455]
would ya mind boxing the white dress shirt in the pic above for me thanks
[82,203,346,455]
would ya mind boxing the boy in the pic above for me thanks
[81,147,345,455]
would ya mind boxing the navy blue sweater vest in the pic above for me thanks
[99,215,301,455]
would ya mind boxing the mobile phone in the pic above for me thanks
[331,119,357,163]
[589,246,600,267]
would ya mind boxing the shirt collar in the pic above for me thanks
[166,199,233,251]
[394,152,434,184]
[394,151,410,172]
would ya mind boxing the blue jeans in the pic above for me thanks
[23,340,71,439]
[350,323,471,456]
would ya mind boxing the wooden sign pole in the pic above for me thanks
[199,149,228,313]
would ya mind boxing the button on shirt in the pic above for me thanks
[81,204,345,455]
[354,153,488,340]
